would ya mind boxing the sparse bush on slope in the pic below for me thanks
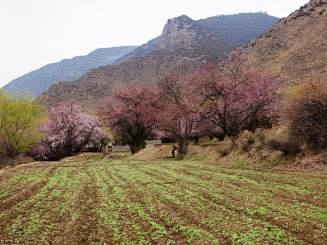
[263,128,301,156]
[283,81,327,151]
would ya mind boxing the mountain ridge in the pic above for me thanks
[39,12,279,107]
[3,46,137,97]
[118,13,277,63]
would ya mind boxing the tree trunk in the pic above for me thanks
[171,145,178,158]
[177,140,188,160]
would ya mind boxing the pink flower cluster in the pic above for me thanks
[32,100,106,160]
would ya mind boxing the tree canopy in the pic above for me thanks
[0,91,45,157]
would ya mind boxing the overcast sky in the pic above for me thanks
[0,0,308,87]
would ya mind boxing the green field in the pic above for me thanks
[0,154,326,244]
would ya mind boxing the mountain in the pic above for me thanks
[119,13,277,62]
[239,0,327,84]
[197,12,278,47]
[38,13,278,107]
[115,15,232,63]
[3,46,137,97]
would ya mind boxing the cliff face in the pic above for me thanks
[158,15,203,49]
[38,13,278,107]
[119,13,277,63]
[156,15,229,52]
[239,0,327,84]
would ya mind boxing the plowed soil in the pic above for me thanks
[0,154,326,244]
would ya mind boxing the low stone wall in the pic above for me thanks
[145,140,162,145]
[112,145,131,152]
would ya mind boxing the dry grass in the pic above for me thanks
[129,127,327,171]
[241,0,327,85]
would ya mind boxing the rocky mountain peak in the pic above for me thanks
[157,15,206,50]
[165,15,194,27]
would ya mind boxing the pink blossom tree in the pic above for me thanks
[193,54,281,138]
[156,75,202,159]
[100,85,159,154]
[32,100,107,160]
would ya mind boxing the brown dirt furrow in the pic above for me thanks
[259,215,323,244]
[0,175,62,240]
[56,169,100,244]
[133,164,324,244]
[0,179,48,212]
[127,188,187,243]
[137,166,313,244]
[175,169,325,244]
[173,172,323,244]
[181,164,307,186]
[164,166,322,210]
[114,168,229,244]
[274,192,327,209]
[0,166,10,176]
[0,167,54,203]
[0,166,56,212]
[0,162,51,183]
[0,166,30,185]
[100,167,157,243]
[152,190,230,244]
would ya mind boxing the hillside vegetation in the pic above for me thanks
[240,0,327,84]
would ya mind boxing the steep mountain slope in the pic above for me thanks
[3,46,137,97]
[239,0,327,84]
[119,13,277,62]
[39,13,278,107]
[197,12,278,47]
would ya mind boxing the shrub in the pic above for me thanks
[238,130,255,152]
[0,135,9,165]
[283,81,327,151]
[217,138,234,156]
[264,128,301,156]
[253,128,266,145]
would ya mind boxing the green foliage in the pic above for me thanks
[0,91,46,157]
[1,156,326,243]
